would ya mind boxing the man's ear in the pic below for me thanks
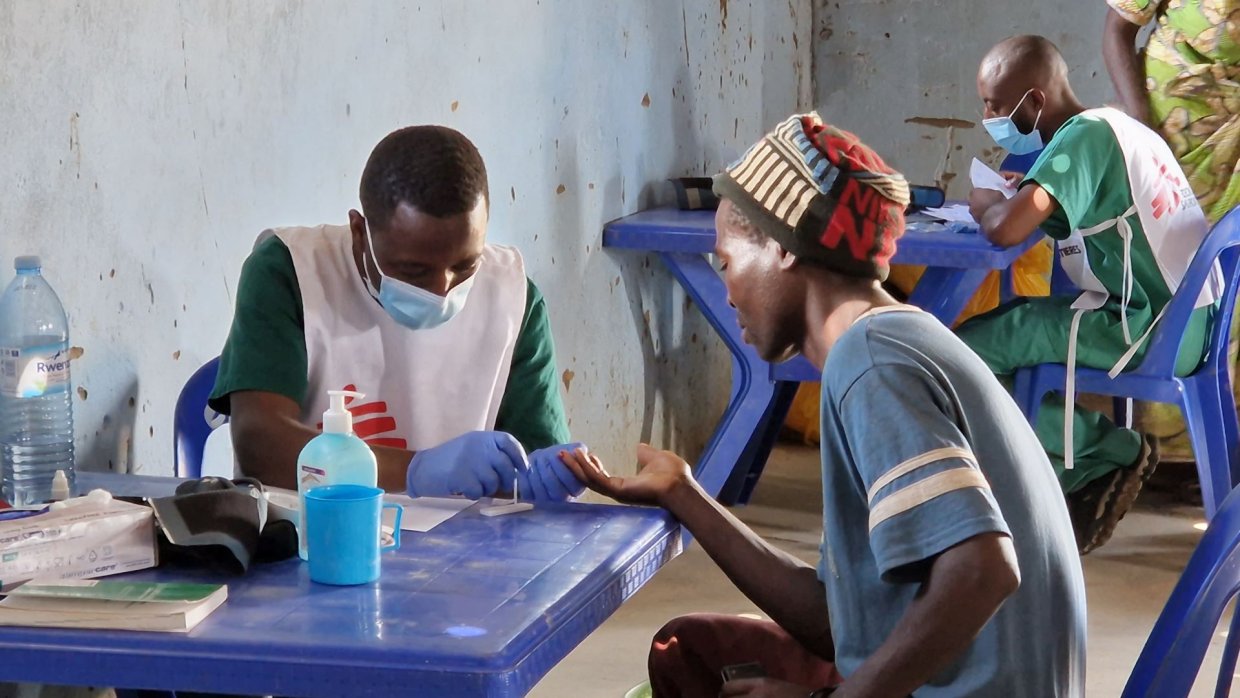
[347,209,366,242]
[776,242,800,271]
[1028,87,1047,114]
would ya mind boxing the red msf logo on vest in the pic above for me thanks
[1150,157,1190,220]
[315,384,408,449]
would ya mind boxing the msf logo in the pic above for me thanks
[316,384,408,449]
[1150,159,1189,220]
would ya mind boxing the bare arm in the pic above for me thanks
[1103,7,1152,125]
[562,446,835,659]
[662,476,835,658]
[228,390,412,491]
[969,183,1057,248]
[833,533,1020,697]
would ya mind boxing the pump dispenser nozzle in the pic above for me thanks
[322,390,364,434]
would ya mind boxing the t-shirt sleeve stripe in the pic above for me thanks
[868,467,991,533]
[866,446,976,505]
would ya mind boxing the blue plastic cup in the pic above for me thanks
[305,484,402,586]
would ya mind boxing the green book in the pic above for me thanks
[8,580,222,604]
[0,580,228,632]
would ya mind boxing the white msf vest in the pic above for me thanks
[1058,108,1222,468]
[278,224,528,451]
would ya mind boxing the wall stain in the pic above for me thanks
[681,2,691,70]
[904,116,975,129]
[68,112,81,179]
[562,369,575,392]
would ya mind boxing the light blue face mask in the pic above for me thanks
[982,89,1044,155]
[362,223,477,330]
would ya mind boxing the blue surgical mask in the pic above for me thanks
[983,89,1044,155]
[362,223,477,330]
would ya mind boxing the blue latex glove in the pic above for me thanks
[406,431,528,499]
[517,443,589,502]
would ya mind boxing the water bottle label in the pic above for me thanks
[0,344,71,398]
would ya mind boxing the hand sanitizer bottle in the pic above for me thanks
[296,390,378,560]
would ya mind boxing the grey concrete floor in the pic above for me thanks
[531,443,1230,697]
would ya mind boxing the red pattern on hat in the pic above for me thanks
[802,118,906,270]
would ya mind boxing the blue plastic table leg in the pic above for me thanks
[720,380,799,506]
[661,252,780,499]
[999,268,1015,305]
[907,267,990,327]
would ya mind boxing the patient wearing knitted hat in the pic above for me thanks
[713,113,910,280]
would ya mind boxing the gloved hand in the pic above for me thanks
[406,431,528,499]
[517,442,589,502]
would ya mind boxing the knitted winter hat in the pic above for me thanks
[713,113,910,280]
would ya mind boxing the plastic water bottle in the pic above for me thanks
[0,256,75,505]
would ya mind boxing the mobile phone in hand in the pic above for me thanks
[721,661,766,682]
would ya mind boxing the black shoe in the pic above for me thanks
[1067,436,1160,555]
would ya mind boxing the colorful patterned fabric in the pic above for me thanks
[1109,0,1240,460]
[1109,0,1240,222]
[713,113,910,280]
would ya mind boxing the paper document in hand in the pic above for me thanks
[970,158,1017,199]
[383,494,472,532]
[921,204,975,224]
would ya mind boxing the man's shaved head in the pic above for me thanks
[977,35,1082,143]
[979,35,1069,96]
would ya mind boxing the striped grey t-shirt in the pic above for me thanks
[816,306,1085,696]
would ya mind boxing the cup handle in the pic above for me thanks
[382,503,403,551]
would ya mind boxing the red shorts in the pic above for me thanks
[647,613,842,697]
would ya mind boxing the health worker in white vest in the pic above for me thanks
[962,35,1221,554]
[207,125,588,502]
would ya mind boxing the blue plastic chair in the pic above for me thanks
[172,356,226,479]
[1012,207,1240,517]
[1123,485,1240,696]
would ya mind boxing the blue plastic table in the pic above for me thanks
[0,473,681,697]
[602,206,1041,502]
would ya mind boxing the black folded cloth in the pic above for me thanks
[148,476,297,574]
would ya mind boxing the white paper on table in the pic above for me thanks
[382,494,473,532]
[970,158,1017,199]
[920,203,975,223]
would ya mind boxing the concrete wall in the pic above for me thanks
[813,0,1114,195]
[0,1,813,476]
